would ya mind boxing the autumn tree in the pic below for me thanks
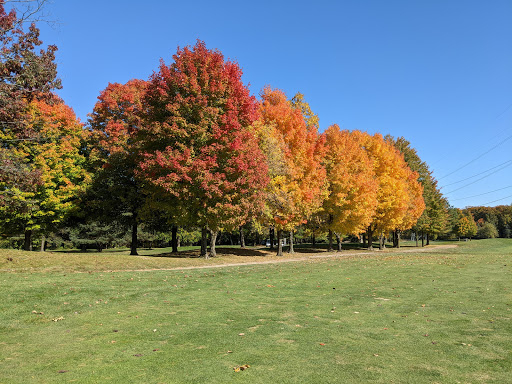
[87,79,149,255]
[323,126,378,251]
[1,1,63,249]
[0,97,89,250]
[0,0,60,137]
[466,205,512,238]
[362,133,424,249]
[456,211,477,240]
[291,92,319,130]
[257,87,327,255]
[386,135,447,246]
[138,40,269,258]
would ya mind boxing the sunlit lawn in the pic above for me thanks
[0,239,510,383]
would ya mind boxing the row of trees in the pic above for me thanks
[1,3,458,256]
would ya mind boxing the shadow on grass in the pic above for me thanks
[53,248,131,254]
[147,247,269,258]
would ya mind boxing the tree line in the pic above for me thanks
[2,4,507,256]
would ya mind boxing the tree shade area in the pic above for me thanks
[1,3,510,255]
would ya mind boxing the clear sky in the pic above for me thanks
[22,0,512,208]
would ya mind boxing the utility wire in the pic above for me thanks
[450,185,512,201]
[443,161,512,195]
[438,132,512,181]
[476,194,512,207]
[441,159,512,187]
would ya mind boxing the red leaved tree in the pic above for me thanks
[138,41,269,257]
[88,79,149,255]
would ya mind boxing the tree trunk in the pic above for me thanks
[415,231,419,247]
[130,221,138,256]
[171,226,178,253]
[201,227,208,258]
[288,230,295,254]
[269,227,274,250]
[396,231,401,248]
[312,233,316,246]
[23,230,32,251]
[426,233,430,246]
[328,229,333,251]
[379,233,384,250]
[362,233,367,247]
[239,226,246,248]
[39,234,46,252]
[276,229,283,256]
[367,227,373,250]
[335,232,342,252]
[421,231,424,247]
[209,230,218,257]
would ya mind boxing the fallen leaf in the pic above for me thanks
[133,354,143,357]
[58,370,68,373]
[234,364,250,372]
[238,333,245,336]
[52,316,65,322]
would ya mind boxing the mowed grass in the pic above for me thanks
[0,239,510,383]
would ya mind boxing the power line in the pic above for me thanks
[450,185,512,201]
[476,194,512,207]
[438,131,512,181]
[441,159,512,187]
[443,161,512,194]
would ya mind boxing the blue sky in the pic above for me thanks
[27,0,512,208]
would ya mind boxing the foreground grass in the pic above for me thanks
[0,239,510,383]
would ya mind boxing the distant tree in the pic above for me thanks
[69,220,125,252]
[476,221,499,239]
[465,205,512,238]
[456,212,477,240]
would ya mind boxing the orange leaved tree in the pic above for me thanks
[323,126,378,250]
[257,87,327,255]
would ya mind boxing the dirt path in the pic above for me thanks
[106,244,459,273]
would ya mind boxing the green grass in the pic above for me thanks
[0,239,511,383]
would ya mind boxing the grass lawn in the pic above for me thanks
[0,239,510,383]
